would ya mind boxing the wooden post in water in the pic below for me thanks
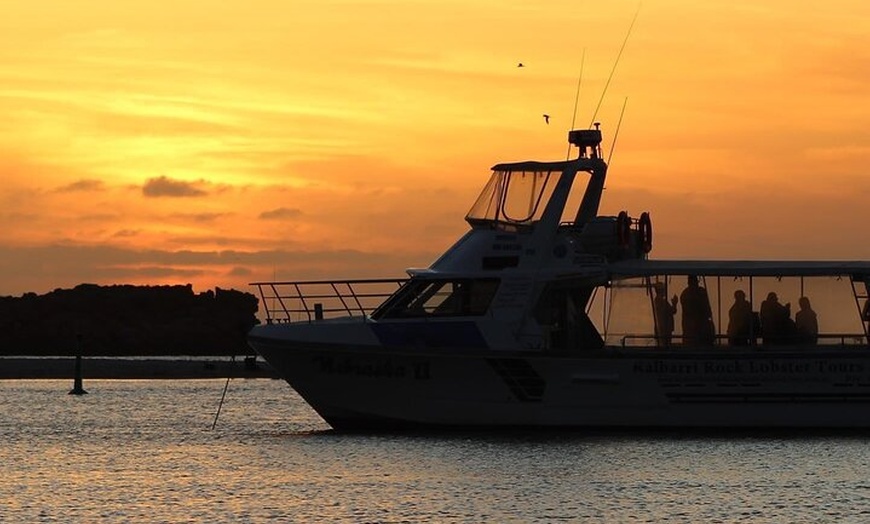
[69,334,87,395]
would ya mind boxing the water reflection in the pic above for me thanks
[1,379,870,522]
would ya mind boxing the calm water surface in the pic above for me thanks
[2,379,870,522]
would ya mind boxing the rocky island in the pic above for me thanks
[0,284,275,379]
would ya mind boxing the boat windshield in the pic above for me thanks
[372,278,500,319]
[466,168,559,226]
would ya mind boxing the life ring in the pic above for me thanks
[639,212,653,253]
[616,211,631,246]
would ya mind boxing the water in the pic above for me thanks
[2,379,870,523]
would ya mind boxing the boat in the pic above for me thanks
[247,126,870,430]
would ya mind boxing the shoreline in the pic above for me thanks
[0,357,280,380]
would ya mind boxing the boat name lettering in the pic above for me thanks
[633,360,865,375]
[312,356,431,380]
[633,361,700,374]
[814,361,864,374]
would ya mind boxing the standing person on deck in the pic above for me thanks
[727,290,754,346]
[653,282,678,346]
[760,292,792,345]
[795,296,819,344]
[680,275,715,346]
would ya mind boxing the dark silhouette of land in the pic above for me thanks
[0,283,276,379]
[0,356,277,379]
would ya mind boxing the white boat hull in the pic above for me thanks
[250,336,870,430]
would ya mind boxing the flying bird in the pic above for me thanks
[543,114,550,124]
[517,62,524,68]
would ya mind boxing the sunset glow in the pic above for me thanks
[2,0,869,295]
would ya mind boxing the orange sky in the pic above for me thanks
[1,0,869,296]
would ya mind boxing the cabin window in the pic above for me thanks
[587,278,660,347]
[373,278,500,319]
[586,275,867,348]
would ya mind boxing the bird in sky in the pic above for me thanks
[517,62,524,67]
[543,114,550,124]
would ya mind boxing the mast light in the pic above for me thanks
[568,125,603,159]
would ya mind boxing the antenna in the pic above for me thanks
[565,48,586,160]
[589,3,641,127]
[607,97,628,165]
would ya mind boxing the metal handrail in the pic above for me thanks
[252,278,407,324]
[619,333,869,348]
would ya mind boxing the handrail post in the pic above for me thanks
[347,282,366,317]
[255,284,272,324]
[331,282,353,317]
[294,283,311,323]
[273,284,292,323]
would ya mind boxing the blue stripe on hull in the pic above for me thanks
[370,321,489,349]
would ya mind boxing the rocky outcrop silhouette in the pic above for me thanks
[0,284,259,356]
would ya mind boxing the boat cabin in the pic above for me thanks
[575,263,870,351]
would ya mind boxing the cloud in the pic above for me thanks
[54,179,105,193]
[169,212,229,222]
[142,176,207,197]
[228,266,253,276]
[80,213,121,222]
[112,229,140,238]
[0,243,437,297]
[116,266,206,278]
[258,207,303,220]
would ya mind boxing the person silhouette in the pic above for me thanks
[727,289,753,346]
[760,292,792,345]
[680,275,714,346]
[795,296,819,344]
[653,283,678,346]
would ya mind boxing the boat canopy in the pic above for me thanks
[609,260,870,279]
[465,162,571,226]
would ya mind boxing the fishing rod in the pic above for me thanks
[589,3,641,128]
[565,48,586,161]
[607,96,629,165]
[211,355,235,430]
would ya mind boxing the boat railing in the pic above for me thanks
[618,333,869,348]
[250,279,408,324]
